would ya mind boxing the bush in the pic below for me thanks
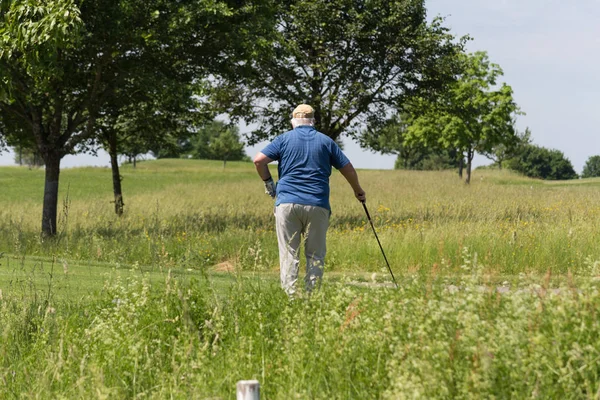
[507,144,577,180]
[582,155,600,178]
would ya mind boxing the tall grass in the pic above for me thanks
[3,269,600,399]
[1,160,600,276]
[3,160,600,398]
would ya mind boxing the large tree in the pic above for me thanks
[212,0,465,143]
[0,0,243,236]
[400,52,520,184]
[0,1,84,236]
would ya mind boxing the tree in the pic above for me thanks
[186,121,247,166]
[482,128,531,170]
[0,1,85,236]
[208,127,246,168]
[0,113,38,165]
[94,79,204,215]
[507,144,578,180]
[360,115,424,169]
[212,0,466,143]
[13,147,44,167]
[401,52,520,184]
[582,155,600,178]
[0,0,242,236]
[359,114,461,170]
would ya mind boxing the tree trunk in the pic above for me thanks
[465,149,474,185]
[133,156,137,169]
[108,133,124,216]
[18,146,22,166]
[41,150,61,237]
[458,156,464,179]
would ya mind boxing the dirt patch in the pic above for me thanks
[211,261,236,273]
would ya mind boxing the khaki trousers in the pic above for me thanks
[275,203,330,296]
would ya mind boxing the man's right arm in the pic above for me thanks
[338,163,366,202]
[253,152,277,198]
[253,152,273,181]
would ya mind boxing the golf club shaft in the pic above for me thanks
[362,202,398,289]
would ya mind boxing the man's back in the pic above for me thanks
[261,125,349,211]
[253,103,365,296]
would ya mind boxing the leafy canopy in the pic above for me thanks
[188,121,246,162]
[212,0,465,143]
[582,155,600,179]
[359,114,461,170]
[403,52,519,156]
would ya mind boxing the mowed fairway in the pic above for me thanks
[2,160,600,398]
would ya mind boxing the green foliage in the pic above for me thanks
[0,0,246,235]
[482,127,532,169]
[0,0,83,101]
[187,121,247,163]
[98,84,204,162]
[394,149,461,171]
[582,155,600,178]
[402,52,521,183]
[507,144,578,180]
[212,0,466,143]
[360,115,461,171]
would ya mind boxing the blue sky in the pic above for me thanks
[2,1,598,171]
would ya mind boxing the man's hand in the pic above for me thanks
[355,189,366,203]
[264,177,276,198]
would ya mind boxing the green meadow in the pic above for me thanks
[2,159,600,398]
[2,159,600,277]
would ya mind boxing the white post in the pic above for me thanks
[237,380,260,400]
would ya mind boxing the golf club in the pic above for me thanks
[362,202,398,289]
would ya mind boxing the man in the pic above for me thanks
[253,104,366,296]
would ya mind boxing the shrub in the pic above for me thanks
[507,144,577,180]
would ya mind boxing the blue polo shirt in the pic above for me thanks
[261,126,350,211]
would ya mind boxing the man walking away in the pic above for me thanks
[253,104,366,296]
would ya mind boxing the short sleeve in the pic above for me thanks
[330,140,350,169]
[261,136,282,161]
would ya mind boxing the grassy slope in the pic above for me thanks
[2,159,600,284]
